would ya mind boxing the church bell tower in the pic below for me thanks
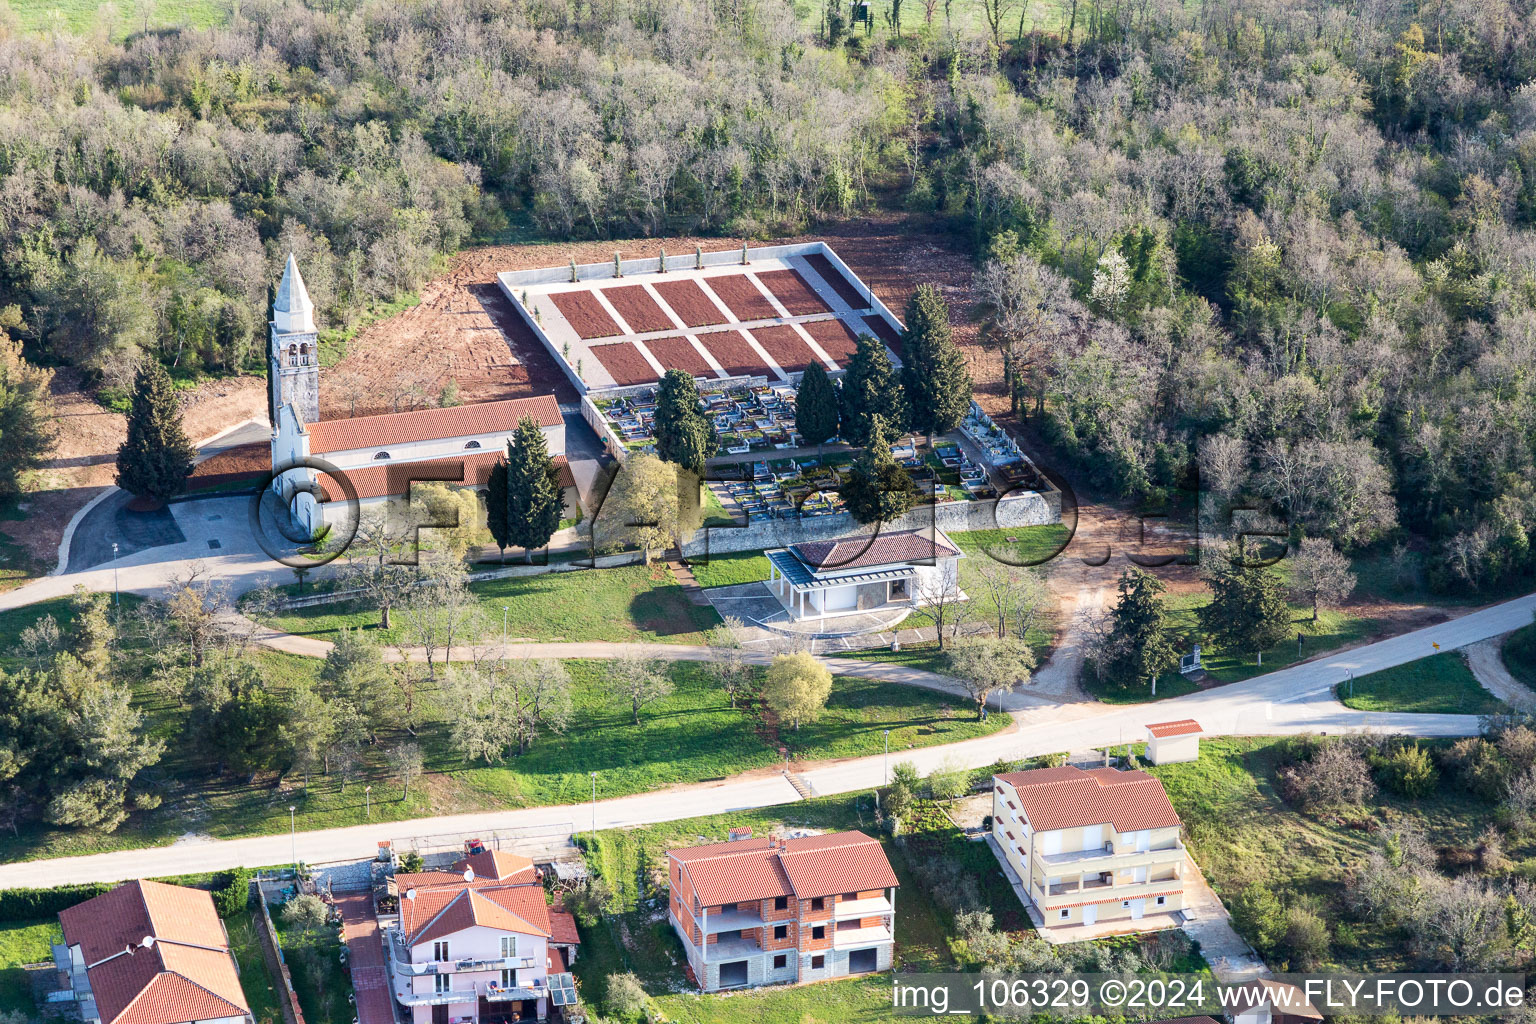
[270,253,320,425]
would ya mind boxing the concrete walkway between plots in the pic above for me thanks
[337,892,398,1024]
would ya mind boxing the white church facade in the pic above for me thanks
[266,256,570,536]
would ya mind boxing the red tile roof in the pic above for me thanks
[309,395,562,453]
[995,766,1181,832]
[456,850,537,883]
[58,881,249,1024]
[669,831,897,908]
[318,452,572,501]
[1146,719,1203,738]
[548,908,581,945]
[790,528,959,573]
[403,886,551,946]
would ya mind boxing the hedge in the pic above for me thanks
[0,883,112,923]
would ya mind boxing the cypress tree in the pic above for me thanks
[840,415,918,525]
[505,416,563,562]
[1199,548,1291,662]
[795,362,840,447]
[839,333,908,447]
[1101,568,1180,690]
[653,369,718,474]
[116,359,196,506]
[485,459,510,563]
[900,284,971,435]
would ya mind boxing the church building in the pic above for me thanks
[266,255,571,536]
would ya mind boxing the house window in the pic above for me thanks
[500,969,514,988]
[842,892,857,901]
[1156,896,1167,906]
[373,451,391,460]
[773,954,787,969]
[500,936,517,958]
[432,941,450,962]
[464,440,482,449]
[434,973,452,994]
[1058,909,1070,920]
[810,897,824,911]
[811,955,825,969]
[811,926,825,940]
[773,896,787,910]
[774,925,787,940]
[1122,901,1131,908]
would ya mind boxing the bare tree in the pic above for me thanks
[1288,537,1357,620]
[387,742,424,799]
[343,511,418,631]
[971,562,1049,639]
[605,653,673,725]
[703,619,756,709]
[912,562,969,649]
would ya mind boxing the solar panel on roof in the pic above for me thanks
[549,973,577,1006]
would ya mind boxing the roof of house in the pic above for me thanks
[1223,979,1323,1019]
[994,765,1181,832]
[668,831,898,907]
[548,908,581,945]
[456,850,537,883]
[1145,719,1203,739]
[401,885,553,946]
[58,881,249,1024]
[318,451,572,501]
[1147,1017,1222,1024]
[788,528,960,575]
[308,395,562,454]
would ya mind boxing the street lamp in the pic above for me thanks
[589,772,597,842]
[502,606,509,654]
[112,543,119,607]
[365,785,371,820]
[289,806,297,871]
[883,730,890,785]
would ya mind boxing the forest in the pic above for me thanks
[0,0,1533,591]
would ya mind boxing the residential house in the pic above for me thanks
[52,880,252,1024]
[992,765,1187,930]
[764,527,963,621]
[667,831,898,991]
[390,852,580,1024]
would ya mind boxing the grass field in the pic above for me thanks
[258,562,720,646]
[272,913,353,1024]
[4,0,228,36]
[1504,618,1536,690]
[1147,736,1533,972]
[0,918,53,1015]
[1337,651,1505,715]
[227,910,285,1024]
[0,650,1005,863]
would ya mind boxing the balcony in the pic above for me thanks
[1039,839,1185,869]
[702,935,762,962]
[485,980,547,1002]
[1047,877,1111,896]
[832,897,892,921]
[1034,876,1181,908]
[394,986,479,1007]
[389,932,535,975]
[701,908,765,934]
[831,925,892,949]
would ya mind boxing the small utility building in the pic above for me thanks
[1143,720,1203,765]
[763,528,962,622]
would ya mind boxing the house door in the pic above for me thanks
[1129,899,1146,920]
[432,1004,449,1024]
[1082,904,1097,925]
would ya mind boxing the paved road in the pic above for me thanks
[1,590,1531,889]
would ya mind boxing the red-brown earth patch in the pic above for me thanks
[705,274,780,322]
[549,290,621,340]
[589,342,658,386]
[644,336,717,378]
[756,269,832,315]
[653,280,730,328]
[602,285,676,334]
[750,326,821,375]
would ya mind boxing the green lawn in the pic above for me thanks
[0,918,54,1015]
[1147,736,1528,972]
[1504,618,1536,690]
[227,910,285,1024]
[1337,651,1505,715]
[688,549,771,590]
[949,523,1072,569]
[259,561,720,645]
[0,593,145,671]
[7,0,227,35]
[0,652,1005,863]
[272,914,353,1024]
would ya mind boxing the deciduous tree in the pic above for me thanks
[762,651,833,730]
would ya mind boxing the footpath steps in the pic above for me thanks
[666,558,710,605]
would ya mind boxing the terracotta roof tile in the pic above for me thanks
[59,881,228,971]
[790,528,959,573]
[319,452,572,501]
[668,831,898,907]
[399,882,557,947]
[996,766,1181,832]
[456,850,537,883]
[1146,719,1203,738]
[547,908,581,945]
[309,395,561,453]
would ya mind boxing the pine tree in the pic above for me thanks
[504,416,563,561]
[485,458,510,563]
[1101,568,1180,690]
[1199,547,1291,662]
[115,359,195,506]
[795,361,840,446]
[900,284,971,435]
[840,415,918,525]
[652,369,717,474]
[839,333,908,447]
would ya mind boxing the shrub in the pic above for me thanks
[0,883,111,923]
[280,894,329,931]
[1435,846,1478,874]
[1375,743,1439,798]
[1230,882,1284,952]
[1278,741,1376,808]
[400,851,424,873]
[1496,724,1536,775]
[926,757,969,801]
[211,868,253,918]
[1440,737,1508,800]
[1507,765,1536,834]
[604,972,649,1021]
[1280,906,1330,969]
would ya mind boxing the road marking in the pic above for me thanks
[1272,685,1336,704]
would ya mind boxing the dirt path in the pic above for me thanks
[1466,635,1536,711]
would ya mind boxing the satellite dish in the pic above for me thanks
[463,869,474,883]
[405,888,417,901]
[141,936,155,949]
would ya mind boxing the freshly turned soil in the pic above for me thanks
[805,253,870,309]
[801,318,862,367]
[589,342,658,386]
[550,290,621,339]
[602,285,676,334]
[705,274,780,321]
[861,313,904,358]
[756,269,832,315]
[698,330,770,378]
[644,335,718,378]
[654,280,730,327]
[750,325,821,375]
